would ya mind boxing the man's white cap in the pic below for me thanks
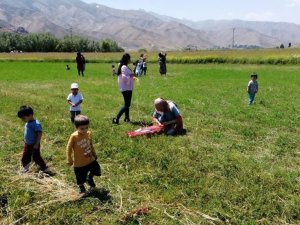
[71,83,79,89]
[154,98,163,105]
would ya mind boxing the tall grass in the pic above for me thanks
[1,48,300,64]
[0,62,300,224]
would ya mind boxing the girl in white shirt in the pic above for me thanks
[113,53,135,125]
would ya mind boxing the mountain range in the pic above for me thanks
[1,0,300,51]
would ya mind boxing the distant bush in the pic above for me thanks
[0,32,124,53]
[138,48,147,53]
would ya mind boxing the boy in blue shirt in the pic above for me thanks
[17,106,49,173]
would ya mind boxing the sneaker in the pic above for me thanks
[79,185,86,193]
[112,118,119,125]
[20,168,29,174]
[86,175,96,188]
[124,118,131,123]
[41,167,55,176]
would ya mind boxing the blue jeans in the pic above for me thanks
[248,93,256,105]
[116,91,132,121]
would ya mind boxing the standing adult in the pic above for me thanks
[113,53,135,125]
[76,52,86,76]
[158,52,167,76]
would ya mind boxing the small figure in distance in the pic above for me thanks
[112,64,117,76]
[17,106,51,174]
[152,98,186,135]
[247,73,259,105]
[66,65,70,70]
[66,115,101,194]
[132,62,137,75]
[142,58,147,75]
[76,52,85,77]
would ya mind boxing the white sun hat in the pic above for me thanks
[71,83,79,89]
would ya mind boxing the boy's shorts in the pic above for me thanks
[74,160,101,185]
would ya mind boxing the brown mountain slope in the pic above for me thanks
[0,0,291,50]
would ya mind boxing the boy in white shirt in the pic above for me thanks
[67,83,84,123]
[247,73,258,105]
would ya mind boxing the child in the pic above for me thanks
[132,62,137,75]
[112,64,117,76]
[247,73,259,105]
[66,115,101,193]
[152,98,185,135]
[17,106,49,173]
[67,83,83,123]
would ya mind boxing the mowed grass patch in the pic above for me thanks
[0,62,300,224]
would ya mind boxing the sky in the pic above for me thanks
[82,0,300,24]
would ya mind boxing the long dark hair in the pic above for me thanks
[117,53,131,75]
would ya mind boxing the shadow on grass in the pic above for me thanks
[0,195,8,216]
[82,187,112,203]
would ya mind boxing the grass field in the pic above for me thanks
[0,60,300,224]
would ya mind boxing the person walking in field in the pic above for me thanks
[247,73,259,105]
[112,53,135,125]
[158,52,167,76]
[67,83,83,123]
[152,98,185,135]
[66,115,101,193]
[17,106,50,174]
[76,52,85,76]
[142,58,147,75]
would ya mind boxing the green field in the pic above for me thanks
[0,60,300,224]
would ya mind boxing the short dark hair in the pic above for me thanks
[251,73,258,78]
[74,115,90,128]
[17,105,34,118]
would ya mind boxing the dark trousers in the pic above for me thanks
[116,91,132,121]
[143,67,147,75]
[70,111,81,123]
[22,143,46,169]
[74,160,101,185]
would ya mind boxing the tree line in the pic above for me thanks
[0,32,124,52]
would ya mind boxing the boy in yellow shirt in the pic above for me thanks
[66,115,101,193]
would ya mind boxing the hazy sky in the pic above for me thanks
[82,0,300,24]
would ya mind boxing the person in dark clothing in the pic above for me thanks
[158,52,167,76]
[76,52,86,76]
